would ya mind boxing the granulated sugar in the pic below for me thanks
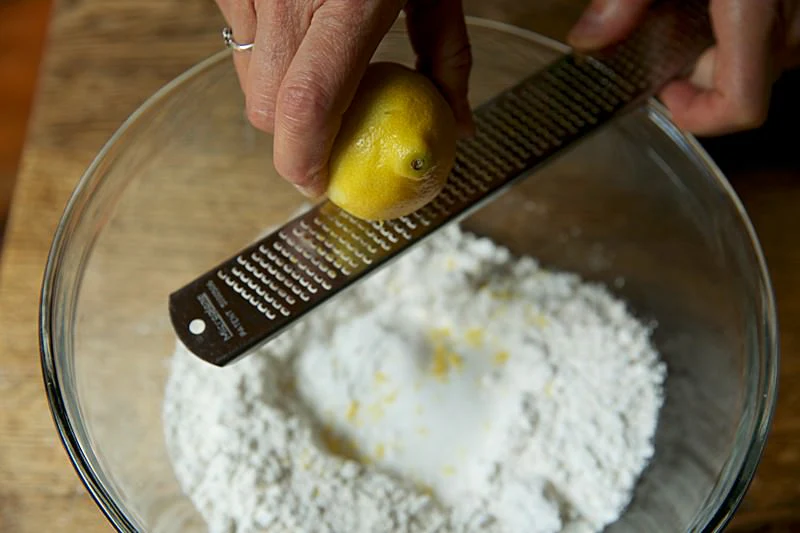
[163,224,665,533]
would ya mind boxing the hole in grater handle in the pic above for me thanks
[169,0,713,367]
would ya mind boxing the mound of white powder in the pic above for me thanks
[163,224,665,533]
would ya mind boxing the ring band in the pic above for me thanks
[222,27,254,52]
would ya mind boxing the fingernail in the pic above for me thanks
[567,3,607,48]
[294,183,321,199]
[293,174,325,199]
[688,49,715,90]
[458,108,476,139]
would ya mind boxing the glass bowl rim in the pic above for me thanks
[38,15,779,533]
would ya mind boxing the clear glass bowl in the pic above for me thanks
[40,16,778,533]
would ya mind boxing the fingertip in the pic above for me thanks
[657,81,718,135]
[279,161,328,196]
[658,80,699,118]
[567,0,652,51]
[455,103,476,139]
[294,176,327,200]
[274,148,329,195]
[272,74,338,197]
[458,120,476,140]
[566,8,609,50]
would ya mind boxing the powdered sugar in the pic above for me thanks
[163,224,665,532]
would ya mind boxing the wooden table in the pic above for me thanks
[0,0,797,531]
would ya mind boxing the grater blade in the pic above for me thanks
[169,0,713,367]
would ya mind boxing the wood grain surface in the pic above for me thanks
[0,0,797,532]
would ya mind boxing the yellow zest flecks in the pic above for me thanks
[489,288,515,301]
[374,371,389,384]
[445,257,457,272]
[383,389,399,405]
[374,443,386,460]
[346,400,360,423]
[415,404,424,415]
[430,343,464,382]
[430,346,448,378]
[417,426,429,436]
[544,380,554,398]
[311,486,319,498]
[526,308,550,328]
[464,327,484,347]
[299,449,312,470]
[428,327,452,341]
[493,350,510,366]
[449,352,465,370]
[428,326,464,381]
[416,482,435,497]
[442,465,456,476]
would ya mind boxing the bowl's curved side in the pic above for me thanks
[647,108,779,532]
[38,16,779,533]
[38,49,234,532]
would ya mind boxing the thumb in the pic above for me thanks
[405,0,475,137]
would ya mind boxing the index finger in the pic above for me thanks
[272,0,404,197]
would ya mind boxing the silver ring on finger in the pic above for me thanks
[222,27,254,52]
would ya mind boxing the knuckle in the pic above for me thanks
[277,76,332,131]
[449,42,473,71]
[245,95,276,133]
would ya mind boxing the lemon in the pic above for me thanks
[326,62,457,221]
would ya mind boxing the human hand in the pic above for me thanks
[214,0,473,197]
[567,0,800,136]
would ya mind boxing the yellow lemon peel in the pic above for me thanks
[327,62,457,221]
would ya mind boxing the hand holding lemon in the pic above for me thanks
[213,0,473,203]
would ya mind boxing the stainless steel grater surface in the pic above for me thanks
[170,0,714,366]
